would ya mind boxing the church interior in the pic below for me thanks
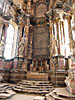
[0,0,75,100]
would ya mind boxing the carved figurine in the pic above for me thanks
[50,34,58,56]
[18,37,25,57]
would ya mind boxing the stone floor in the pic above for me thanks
[6,93,40,100]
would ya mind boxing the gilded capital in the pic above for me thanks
[55,17,60,22]
[65,15,72,21]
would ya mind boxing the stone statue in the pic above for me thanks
[50,34,58,56]
[18,37,25,57]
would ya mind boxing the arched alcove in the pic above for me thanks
[4,24,15,59]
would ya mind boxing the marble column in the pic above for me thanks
[60,21,63,45]
[0,23,4,57]
[62,21,65,56]
[62,21,65,44]
[65,16,74,54]
[0,23,4,42]
[49,20,53,57]
[49,20,53,71]
[55,17,60,55]
[49,20,57,56]
[54,18,66,71]
[49,20,58,71]
[60,21,65,56]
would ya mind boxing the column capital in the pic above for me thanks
[55,17,60,22]
[65,15,72,21]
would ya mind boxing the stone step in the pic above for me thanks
[18,83,53,86]
[13,80,54,95]
[49,92,68,100]
[0,86,11,92]
[33,96,45,100]
[36,84,53,86]
[45,88,75,100]
[0,90,15,99]
[17,84,53,88]
[0,83,16,99]
[14,85,53,91]
[21,80,51,84]
[13,86,52,94]
[15,85,53,91]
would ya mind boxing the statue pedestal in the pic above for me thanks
[50,55,66,71]
[57,55,66,71]
[50,55,67,86]
[22,59,28,71]
[10,69,27,83]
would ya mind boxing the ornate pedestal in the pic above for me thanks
[65,56,75,94]
[50,55,67,86]
[10,69,26,83]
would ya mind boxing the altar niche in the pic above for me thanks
[33,25,50,59]
[33,0,50,59]
[28,1,50,72]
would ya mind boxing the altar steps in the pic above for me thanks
[13,80,54,95]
